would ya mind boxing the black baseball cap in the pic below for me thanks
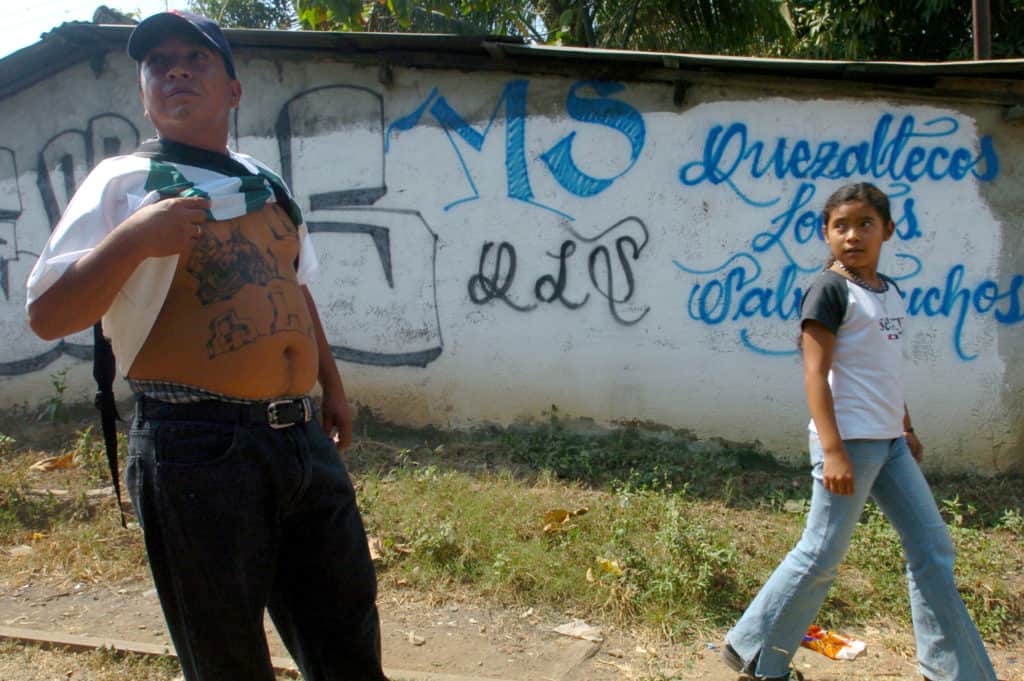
[127,11,237,79]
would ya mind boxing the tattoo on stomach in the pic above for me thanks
[187,225,280,305]
[206,283,313,358]
[186,216,310,359]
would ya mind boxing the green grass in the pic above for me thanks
[352,416,1024,644]
[2,413,1022,649]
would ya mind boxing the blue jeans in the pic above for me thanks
[126,397,388,681]
[726,434,996,681]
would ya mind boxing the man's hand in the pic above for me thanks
[823,448,855,496]
[27,196,213,341]
[121,196,211,259]
[906,431,924,463]
[321,388,352,450]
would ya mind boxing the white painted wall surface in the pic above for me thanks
[1,54,1021,473]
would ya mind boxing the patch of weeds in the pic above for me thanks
[589,486,750,636]
[0,466,63,538]
[0,432,16,457]
[997,508,1024,535]
[71,425,125,487]
[497,413,808,506]
[364,467,785,639]
[940,496,1024,641]
[928,474,1024,529]
[36,368,69,422]
[826,497,1024,642]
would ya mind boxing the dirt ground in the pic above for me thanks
[0,572,1021,681]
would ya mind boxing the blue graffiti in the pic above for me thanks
[746,181,922,273]
[673,112,1018,359]
[674,253,1024,359]
[679,113,999,207]
[902,261,1024,360]
[386,80,645,220]
[539,81,645,197]
[673,256,802,329]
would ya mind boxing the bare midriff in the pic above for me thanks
[129,203,318,399]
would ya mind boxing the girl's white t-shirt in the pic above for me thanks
[801,270,906,440]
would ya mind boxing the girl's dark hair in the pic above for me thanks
[822,182,892,227]
[820,182,893,269]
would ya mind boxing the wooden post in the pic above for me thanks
[974,0,992,60]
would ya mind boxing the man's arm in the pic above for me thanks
[302,286,352,450]
[28,197,211,340]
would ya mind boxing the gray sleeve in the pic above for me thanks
[800,271,848,335]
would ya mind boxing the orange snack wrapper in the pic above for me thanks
[801,624,866,660]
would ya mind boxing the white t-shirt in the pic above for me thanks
[801,269,906,440]
[25,143,318,375]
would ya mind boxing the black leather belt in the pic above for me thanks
[139,396,314,429]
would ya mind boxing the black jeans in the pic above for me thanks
[126,397,387,681]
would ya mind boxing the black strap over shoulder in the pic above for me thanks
[92,322,126,527]
[133,138,300,221]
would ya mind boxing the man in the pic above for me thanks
[26,12,388,681]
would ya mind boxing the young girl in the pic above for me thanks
[721,183,998,681]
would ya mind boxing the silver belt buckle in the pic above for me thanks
[267,398,309,429]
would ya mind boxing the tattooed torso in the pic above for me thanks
[128,203,318,398]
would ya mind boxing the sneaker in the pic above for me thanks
[722,642,745,673]
[721,643,805,681]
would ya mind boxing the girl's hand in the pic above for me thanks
[823,450,855,496]
[906,431,924,463]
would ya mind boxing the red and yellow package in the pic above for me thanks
[801,625,867,660]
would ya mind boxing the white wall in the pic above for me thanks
[1,53,1021,472]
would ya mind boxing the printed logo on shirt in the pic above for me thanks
[879,316,904,341]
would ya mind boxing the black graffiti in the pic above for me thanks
[468,217,650,325]
[276,85,387,208]
[535,240,589,308]
[308,221,393,287]
[0,146,22,302]
[280,85,443,368]
[589,236,650,325]
[468,241,537,312]
[36,114,139,229]
[0,115,139,376]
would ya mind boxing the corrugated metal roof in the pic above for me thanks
[2,21,1023,102]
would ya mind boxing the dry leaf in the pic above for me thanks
[585,567,595,583]
[367,535,383,561]
[595,557,624,577]
[542,507,589,534]
[543,509,571,525]
[554,618,603,642]
[29,452,76,472]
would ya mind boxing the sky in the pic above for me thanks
[6,0,191,59]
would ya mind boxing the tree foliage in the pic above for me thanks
[188,0,296,29]
[292,0,796,52]
[789,0,1024,60]
[215,0,1024,60]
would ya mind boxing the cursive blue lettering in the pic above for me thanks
[678,114,1000,205]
